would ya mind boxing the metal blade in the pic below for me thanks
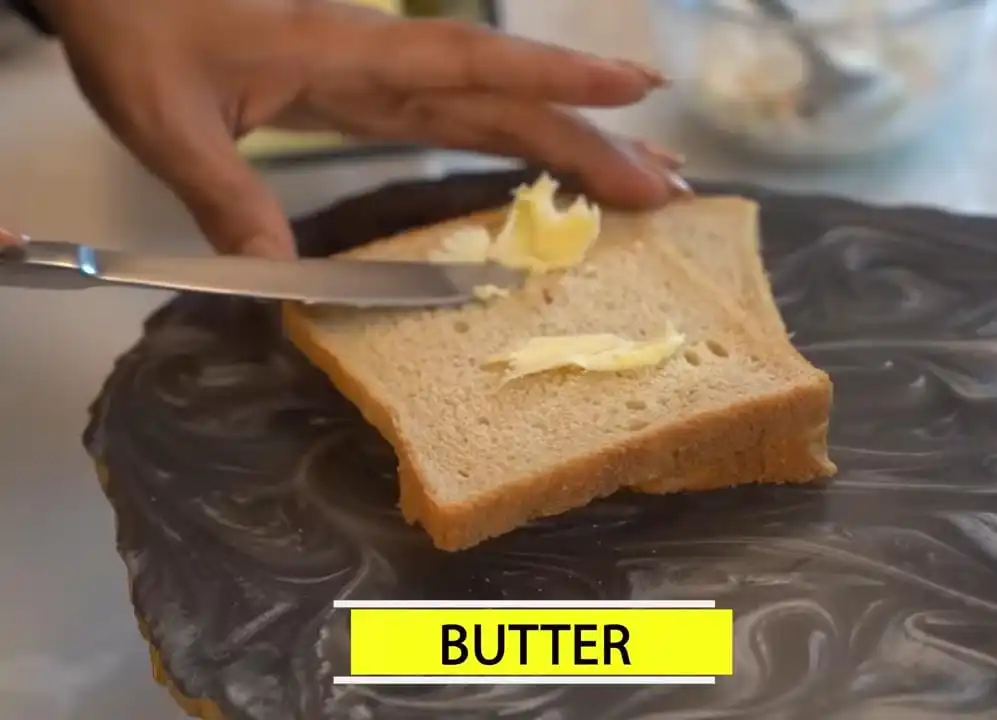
[89,249,524,308]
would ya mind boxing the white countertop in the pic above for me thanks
[1,1,995,718]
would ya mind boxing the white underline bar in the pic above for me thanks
[332,600,717,609]
[333,676,717,686]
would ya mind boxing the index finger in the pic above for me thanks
[325,17,667,107]
[0,228,26,248]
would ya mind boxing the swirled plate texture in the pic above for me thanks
[84,169,997,720]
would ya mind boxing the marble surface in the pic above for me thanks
[2,1,997,718]
[89,170,997,719]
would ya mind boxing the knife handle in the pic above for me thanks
[0,230,98,290]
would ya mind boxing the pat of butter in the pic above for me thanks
[485,330,686,382]
[472,284,511,302]
[427,173,601,277]
[428,226,492,264]
[489,173,601,273]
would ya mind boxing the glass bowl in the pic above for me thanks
[651,0,997,163]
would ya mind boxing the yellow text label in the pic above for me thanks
[348,608,733,677]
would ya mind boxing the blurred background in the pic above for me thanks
[4,0,997,212]
[0,1,995,718]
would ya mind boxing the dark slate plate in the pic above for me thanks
[83,168,997,720]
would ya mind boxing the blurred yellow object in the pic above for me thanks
[237,0,401,160]
[237,130,353,160]
[355,0,401,12]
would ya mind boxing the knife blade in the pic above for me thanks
[0,237,525,309]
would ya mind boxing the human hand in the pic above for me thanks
[0,228,26,251]
[37,0,688,258]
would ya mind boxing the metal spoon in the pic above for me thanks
[749,0,890,117]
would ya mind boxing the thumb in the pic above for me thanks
[114,90,297,259]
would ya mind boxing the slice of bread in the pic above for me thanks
[284,196,835,550]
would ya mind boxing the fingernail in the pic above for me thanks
[666,171,694,198]
[616,59,669,88]
[0,227,27,246]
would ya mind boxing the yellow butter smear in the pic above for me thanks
[427,173,601,275]
[485,329,686,383]
[472,284,511,302]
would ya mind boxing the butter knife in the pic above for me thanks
[0,233,524,309]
